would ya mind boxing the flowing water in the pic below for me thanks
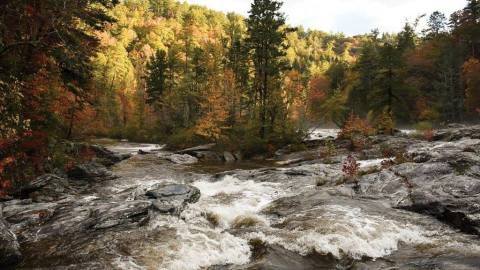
[98,140,480,270]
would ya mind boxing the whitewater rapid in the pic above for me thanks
[103,139,480,270]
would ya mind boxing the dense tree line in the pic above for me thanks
[1,0,479,193]
[324,1,480,130]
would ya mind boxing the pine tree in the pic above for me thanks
[246,0,289,138]
[424,11,447,38]
[146,50,168,105]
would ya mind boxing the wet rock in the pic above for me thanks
[224,151,236,163]
[3,200,151,242]
[67,162,116,181]
[166,154,199,165]
[18,174,73,202]
[358,157,480,235]
[0,211,22,267]
[433,125,480,141]
[195,151,223,161]
[220,245,339,270]
[144,184,200,215]
[177,143,216,155]
[176,144,226,162]
[89,144,132,165]
[234,151,243,161]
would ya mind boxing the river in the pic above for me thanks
[97,137,480,270]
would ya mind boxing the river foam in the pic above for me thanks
[247,204,429,260]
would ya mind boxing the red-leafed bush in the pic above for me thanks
[339,113,375,140]
[342,154,360,184]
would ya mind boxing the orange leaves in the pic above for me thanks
[194,77,229,141]
[307,74,328,121]
[283,70,305,120]
[339,113,374,140]
[415,97,439,122]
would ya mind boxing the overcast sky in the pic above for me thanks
[183,0,466,36]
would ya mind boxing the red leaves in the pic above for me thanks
[342,154,359,181]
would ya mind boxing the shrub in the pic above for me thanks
[339,113,374,152]
[166,128,205,150]
[339,113,375,140]
[375,109,395,135]
[320,139,336,158]
[342,154,360,184]
[415,121,433,132]
[380,144,395,158]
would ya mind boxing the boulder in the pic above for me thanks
[2,200,151,242]
[195,151,223,161]
[17,174,72,202]
[223,151,236,163]
[144,184,200,215]
[166,154,199,165]
[0,209,21,267]
[67,162,116,181]
[90,144,132,165]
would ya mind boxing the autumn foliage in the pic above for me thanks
[342,154,360,183]
[339,113,375,140]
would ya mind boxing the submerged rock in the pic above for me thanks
[144,184,200,215]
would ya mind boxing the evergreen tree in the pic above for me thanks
[146,50,168,105]
[424,11,447,38]
[246,0,289,138]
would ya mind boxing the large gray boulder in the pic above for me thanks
[143,184,201,215]
[2,199,151,242]
[165,154,199,165]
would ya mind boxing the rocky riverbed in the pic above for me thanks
[1,125,480,269]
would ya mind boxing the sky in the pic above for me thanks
[183,0,467,36]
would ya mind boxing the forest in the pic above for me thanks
[0,0,479,192]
